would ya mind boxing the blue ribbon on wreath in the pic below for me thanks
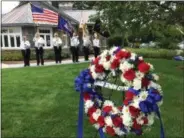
[75,69,106,138]
[139,88,165,138]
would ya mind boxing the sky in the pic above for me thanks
[1,1,19,14]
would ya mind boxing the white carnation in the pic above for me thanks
[139,91,149,101]
[85,100,94,109]
[92,109,101,121]
[152,73,159,81]
[109,47,119,55]
[148,63,154,70]
[119,61,134,73]
[114,127,125,136]
[148,81,159,89]
[123,114,133,126]
[103,61,111,70]
[136,114,145,125]
[98,73,106,80]
[93,124,100,129]
[136,71,144,79]
[139,56,143,61]
[157,99,163,106]
[130,53,137,61]
[120,77,132,87]
[103,100,114,107]
[133,78,142,90]
[112,107,119,115]
[92,72,98,79]
[147,113,155,126]
[105,116,113,126]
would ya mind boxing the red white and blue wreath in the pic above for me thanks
[75,47,165,138]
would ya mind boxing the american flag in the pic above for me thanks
[31,4,58,25]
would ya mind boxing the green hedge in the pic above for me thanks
[2,48,71,61]
[107,36,123,47]
[125,48,184,59]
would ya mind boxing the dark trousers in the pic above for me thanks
[21,49,31,66]
[54,46,62,63]
[83,47,89,61]
[70,47,79,63]
[94,46,100,58]
[35,47,44,65]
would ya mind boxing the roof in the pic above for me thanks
[2,2,79,26]
[64,10,97,24]
[2,3,33,24]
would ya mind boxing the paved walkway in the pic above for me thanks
[2,57,94,69]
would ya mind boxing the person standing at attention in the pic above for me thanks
[93,33,100,58]
[33,32,45,66]
[53,32,62,64]
[20,36,31,67]
[70,32,80,63]
[83,34,92,61]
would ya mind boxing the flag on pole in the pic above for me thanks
[31,4,58,25]
[58,16,73,37]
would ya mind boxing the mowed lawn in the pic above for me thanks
[2,59,184,138]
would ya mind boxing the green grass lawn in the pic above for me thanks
[2,59,184,138]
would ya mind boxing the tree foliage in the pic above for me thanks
[74,1,184,49]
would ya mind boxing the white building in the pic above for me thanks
[1,1,79,50]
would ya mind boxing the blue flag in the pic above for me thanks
[58,16,73,37]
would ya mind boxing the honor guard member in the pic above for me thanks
[20,36,31,67]
[70,32,80,63]
[53,33,62,64]
[83,34,92,61]
[93,33,100,58]
[33,33,45,66]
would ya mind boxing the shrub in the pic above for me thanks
[2,48,71,61]
[125,48,184,59]
[107,36,123,48]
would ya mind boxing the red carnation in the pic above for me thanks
[138,62,150,73]
[129,106,140,117]
[116,50,131,59]
[106,126,115,136]
[103,106,112,113]
[142,117,148,125]
[125,91,136,100]
[97,116,105,127]
[93,57,100,65]
[123,69,136,81]
[141,77,150,88]
[118,106,123,111]
[106,55,111,61]
[123,99,130,105]
[132,119,142,130]
[88,106,97,116]
[89,115,96,124]
[83,92,90,101]
[95,64,104,73]
[111,58,120,69]
[112,116,123,127]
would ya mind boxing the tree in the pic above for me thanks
[88,1,184,49]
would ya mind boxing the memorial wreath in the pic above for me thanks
[75,47,164,138]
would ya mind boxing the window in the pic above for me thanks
[4,35,9,47]
[1,27,22,48]
[10,35,15,47]
[39,28,52,47]
[16,36,20,47]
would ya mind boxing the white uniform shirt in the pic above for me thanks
[53,37,62,47]
[33,37,45,48]
[20,40,31,50]
[83,37,92,47]
[93,39,100,47]
[70,36,80,47]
